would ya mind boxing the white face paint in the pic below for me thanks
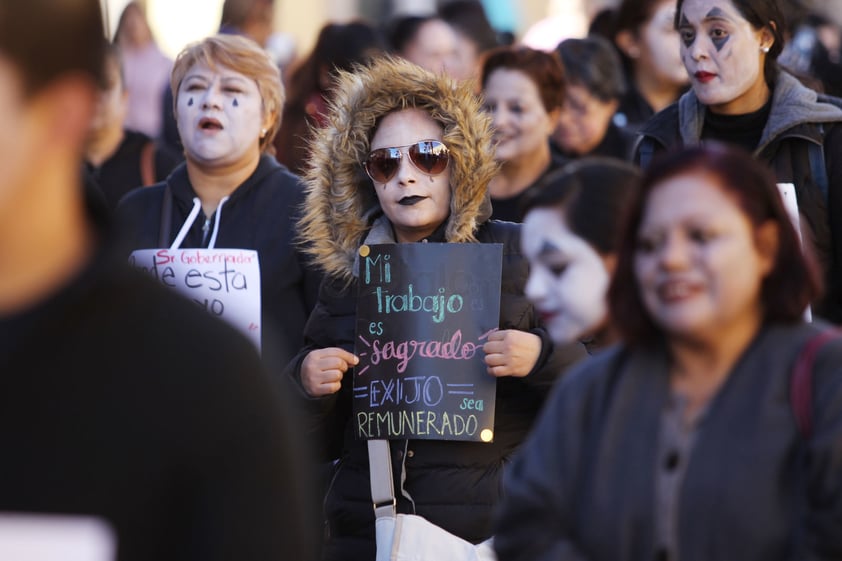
[369,108,452,243]
[678,0,770,114]
[522,208,610,343]
[176,62,266,169]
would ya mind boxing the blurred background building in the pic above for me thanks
[100,0,623,63]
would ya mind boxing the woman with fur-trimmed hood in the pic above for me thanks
[287,57,585,560]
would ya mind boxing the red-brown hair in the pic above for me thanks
[479,46,565,112]
[609,144,822,347]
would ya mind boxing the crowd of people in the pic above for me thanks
[3,0,842,560]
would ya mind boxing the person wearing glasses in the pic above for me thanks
[286,56,585,561]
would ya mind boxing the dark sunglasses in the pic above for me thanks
[364,140,450,183]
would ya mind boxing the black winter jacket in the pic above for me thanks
[635,71,842,322]
[115,155,322,366]
[286,218,585,561]
[289,59,587,560]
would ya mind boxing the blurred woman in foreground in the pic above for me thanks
[495,143,842,561]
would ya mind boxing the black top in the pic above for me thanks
[116,155,322,368]
[615,84,656,132]
[490,153,567,222]
[0,241,318,561]
[702,98,773,152]
[86,130,182,211]
[551,122,636,162]
[287,219,587,561]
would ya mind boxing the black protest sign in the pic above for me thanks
[354,243,502,442]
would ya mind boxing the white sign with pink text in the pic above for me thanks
[129,248,262,351]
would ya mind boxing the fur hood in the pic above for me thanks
[298,56,498,282]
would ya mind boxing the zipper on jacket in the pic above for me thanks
[201,216,212,246]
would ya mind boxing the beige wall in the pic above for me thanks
[275,0,360,60]
[135,0,616,64]
[272,0,565,60]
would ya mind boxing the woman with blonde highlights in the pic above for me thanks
[117,34,321,366]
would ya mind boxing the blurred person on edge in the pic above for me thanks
[0,2,317,561]
[85,42,180,211]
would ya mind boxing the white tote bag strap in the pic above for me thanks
[368,439,396,519]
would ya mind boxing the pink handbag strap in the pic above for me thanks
[791,329,839,439]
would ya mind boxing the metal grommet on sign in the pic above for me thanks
[359,245,370,257]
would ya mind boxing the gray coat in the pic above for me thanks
[494,322,842,561]
[635,71,842,322]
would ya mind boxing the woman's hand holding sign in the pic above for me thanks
[301,347,359,397]
[482,329,542,378]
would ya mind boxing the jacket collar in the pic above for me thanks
[676,70,842,153]
[167,154,283,211]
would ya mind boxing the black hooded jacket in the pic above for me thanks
[116,154,322,366]
[285,57,587,561]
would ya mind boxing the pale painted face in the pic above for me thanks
[639,0,689,88]
[678,0,770,114]
[483,68,556,164]
[369,108,452,243]
[176,62,267,169]
[633,172,774,343]
[402,19,459,76]
[554,83,617,156]
[522,208,610,343]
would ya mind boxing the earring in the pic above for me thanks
[260,128,267,138]
[761,46,770,53]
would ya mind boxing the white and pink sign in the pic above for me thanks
[129,248,262,350]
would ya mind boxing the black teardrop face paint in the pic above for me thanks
[233,98,239,107]
[680,14,692,48]
[188,97,194,106]
[707,8,730,52]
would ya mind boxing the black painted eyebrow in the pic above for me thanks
[538,240,562,259]
[706,7,728,19]
[680,7,732,26]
